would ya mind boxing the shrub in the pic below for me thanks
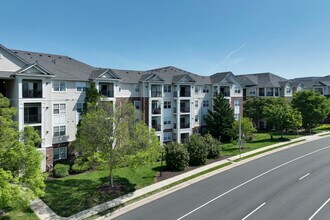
[205,134,221,159]
[71,162,90,174]
[185,134,208,166]
[165,142,189,171]
[53,163,70,178]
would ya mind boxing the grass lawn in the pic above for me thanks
[0,208,38,220]
[42,163,159,217]
[221,132,303,156]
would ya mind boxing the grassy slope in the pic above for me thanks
[0,208,38,220]
[42,164,158,217]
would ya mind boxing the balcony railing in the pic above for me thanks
[152,108,161,114]
[180,123,190,129]
[220,91,230,97]
[180,91,191,97]
[151,91,162,97]
[100,90,114,97]
[180,106,190,113]
[24,115,41,124]
[23,90,42,98]
[152,124,161,131]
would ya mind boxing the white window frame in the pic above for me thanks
[163,132,172,142]
[76,82,87,92]
[164,101,171,109]
[203,86,209,93]
[203,100,209,107]
[164,85,171,93]
[53,103,66,115]
[195,100,198,108]
[76,103,83,113]
[195,114,199,122]
[235,100,240,107]
[53,81,66,92]
[235,86,241,94]
[134,101,141,110]
[54,147,67,161]
[286,86,292,94]
[164,117,171,125]
[53,125,66,137]
[134,84,140,93]
[195,86,199,94]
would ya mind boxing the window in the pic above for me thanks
[53,81,66,92]
[54,147,67,161]
[234,113,239,120]
[134,101,141,110]
[134,84,140,93]
[164,117,171,125]
[76,82,87,92]
[195,114,199,122]
[164,101,171,109]
[235,86,241,94]
[259,88,265,96]
[164,85,171,93]
[203,100,209,107]
[53,104,66,115]
[235,100,240,107]
[249,88,256,95]
[195,86,199,94]
[203,86,209,93]
[286,87,292,94]
[314,88,323,94]
[163,132,172,142]
[76,103,83,113]
[53,126,66,137]
[195,100,198,108]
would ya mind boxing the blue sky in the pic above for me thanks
[1,0,330,78]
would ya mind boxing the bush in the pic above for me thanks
[53,163,70,178]
[205,134,221,159]
[71,162,89,174]
[165,142,189,171]
[185,134,208,166]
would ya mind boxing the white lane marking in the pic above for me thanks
[298,173,310,180]
[177,145,330,220]
[242,202,266,220]
[308,197,330,220]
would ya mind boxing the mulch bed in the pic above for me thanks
[156,156,231,182]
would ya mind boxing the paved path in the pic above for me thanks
[30,133,330,220]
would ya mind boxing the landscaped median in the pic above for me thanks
[27,131,330,220]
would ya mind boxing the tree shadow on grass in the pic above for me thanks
[250,137,290,144]
[42,177,135,217]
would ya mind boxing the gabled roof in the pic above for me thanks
[147,66,211,84]
[210,71,242,85]
[90,68,121,80]
[17,63,53,76]
[11,49,96,81]
[237,72,288,87]
[291,77,323,89]
[172,74,195,83]
[140,73,164,82]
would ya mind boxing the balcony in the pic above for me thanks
[179,85,191,97]
[180,123,190,129]
[180,100,190,113]
[22,80,42,98]
[151,85,162,97]
[99,83,114,97]
[152,116,161,131]
[152,108,161,114]
[152,124,161,131]
[24,104,41,124]
[220,87,230,97]
[151,100,161,114]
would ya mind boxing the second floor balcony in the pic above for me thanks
[24,104,41,124]
[220,86,230,97]
[151,85,162,97]
[22,80,42,98]
[99,83,114,97]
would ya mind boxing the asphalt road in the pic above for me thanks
[114,137,330,220]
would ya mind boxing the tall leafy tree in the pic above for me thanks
[205,93,236,142]
[75,101,161,187]
[83,81,100,114]
[263,98,302,137]
[292,90,330,132]
[234,117,256,141]
[243,97,266,127]
[0,94,45,210]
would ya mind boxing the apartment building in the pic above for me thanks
[237,72,303,100]
[292,76,330,97]
[0,44,243,170]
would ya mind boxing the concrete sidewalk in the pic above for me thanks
[30,132,330,220]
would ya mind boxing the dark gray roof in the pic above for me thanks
[110,69,147,84]
[147,66,211,84]
[236,75,257,87]
[11,49,96,81]
[210,72,230,84]
[291,77,323,88]
[0,71,14,78]
[237,72,288,87]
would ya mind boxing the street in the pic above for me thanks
[114,136,330,220]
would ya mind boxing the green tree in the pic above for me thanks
[184,134,208,166]
[234,117,257,142]
[83,81,100,114]
[292,90,330,132]
[263,98,302,137]
[165,142,189,171]
[243,97,265,127]
[0,94,45,209]
[205,93,236,142]
[75,101,161,187]
[204,134,221,159]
